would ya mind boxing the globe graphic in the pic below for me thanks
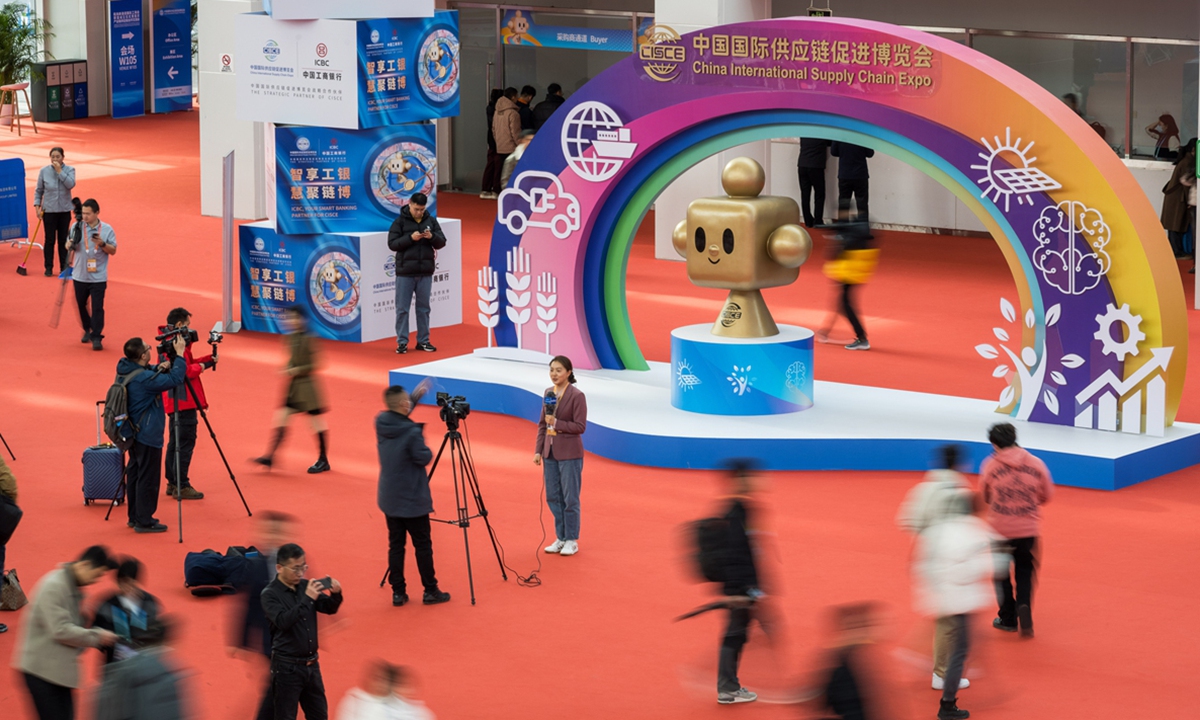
[561,101,627,182]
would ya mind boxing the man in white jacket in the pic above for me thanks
[912,489,995,720]
[896,445,971,691]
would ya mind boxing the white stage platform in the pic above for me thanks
[389,353,1200,490]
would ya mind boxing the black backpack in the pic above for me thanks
[102,368,147,452]
[691,517,731,583]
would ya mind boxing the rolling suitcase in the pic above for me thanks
[83,401,125,505]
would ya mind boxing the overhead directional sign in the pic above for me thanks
[109,0,145,118]
[151,0,192,114]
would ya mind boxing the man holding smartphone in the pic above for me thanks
[260,543,343,720]
[67,199,117,351]
[387,192,446,354]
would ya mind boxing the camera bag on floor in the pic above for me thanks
[83,400,125,505]
[184,546,259,597]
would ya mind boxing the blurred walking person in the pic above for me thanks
[979,423,1053,638]
[13,546,119,719]
[913,490,994,720]
[253,306,331,474]
[491,88,522,189]
[93,619,187,720]
[712,460,763,704]
[897,444,972,690]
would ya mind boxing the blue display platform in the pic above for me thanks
[389,352,1200,490]
[671,324,814,415]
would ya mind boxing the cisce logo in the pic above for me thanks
[639,26,684,82]
[263,39,281,62]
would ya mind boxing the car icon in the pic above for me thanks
[497,171,581,240]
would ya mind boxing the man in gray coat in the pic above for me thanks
[14,545,119,719]
[93,620,186,720]
[376,385,450,608]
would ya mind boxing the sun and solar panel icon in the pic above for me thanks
[971,128,1062,212]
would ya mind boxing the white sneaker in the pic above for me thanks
[717,687,757,704]
[559,540,579,556]
[544,539,565,554]
[932,673,970,690]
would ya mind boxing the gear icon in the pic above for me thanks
[1094,303,1145,361]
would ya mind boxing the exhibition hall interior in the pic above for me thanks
[0,0,1198,718]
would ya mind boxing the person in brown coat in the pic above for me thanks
[492,88,522,186]
[253,306,330,474]
[1161,138,1197,259]
[535,355,588,556]
[0,455,17,634]
[13,546,119,720]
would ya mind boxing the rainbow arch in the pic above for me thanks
[487,17,1187,428]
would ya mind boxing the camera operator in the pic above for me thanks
[118,335,187,533]
[377,385,451,608]
[67,199,117,352]
[156,308,215,501]
[260,543,343,720]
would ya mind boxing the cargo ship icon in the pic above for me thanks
[590,128,637,159]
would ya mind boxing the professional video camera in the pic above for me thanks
[67,197,84,250]
[437,392,471,427]
[155,326,199,358]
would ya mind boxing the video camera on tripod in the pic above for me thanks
[436,392,471,427]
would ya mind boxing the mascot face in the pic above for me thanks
[426,43,444,64]
[509,11,529,35]
[319,264,341,286]
[384,155,412,178]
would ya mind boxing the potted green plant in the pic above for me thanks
[0,4,51,126]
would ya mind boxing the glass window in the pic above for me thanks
[450,8,500,192]
[972,35,1127,154]
[1131,42,1199,160]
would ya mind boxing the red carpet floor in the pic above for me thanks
[0,113,1198,719]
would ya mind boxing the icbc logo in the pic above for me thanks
[316,43,328,57]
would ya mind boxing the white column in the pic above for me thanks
[652,0,772,260]
[198,0,268,220]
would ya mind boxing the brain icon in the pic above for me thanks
[1032,200,1111,296]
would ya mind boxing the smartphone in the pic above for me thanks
[315,576,332,590]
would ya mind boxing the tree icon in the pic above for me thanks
[976,298,1084,418]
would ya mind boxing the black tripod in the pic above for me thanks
[0,431,13,461]
[106,366,252,541]
[379,411,506,605]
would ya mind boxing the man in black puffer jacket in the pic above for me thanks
[387,193,447,354]
[376,385,450,608]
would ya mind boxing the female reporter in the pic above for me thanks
[535,355,587,556]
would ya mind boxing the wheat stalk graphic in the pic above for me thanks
[477,266,500,347]
[505,247,532,350]
[536,271,558,356]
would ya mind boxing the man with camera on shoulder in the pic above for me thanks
[118,335,187,533]
[156,308,216,500]
[68,199,116,352]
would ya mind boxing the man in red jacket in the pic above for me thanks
[978,422,1054,638]
[159,307,215,500]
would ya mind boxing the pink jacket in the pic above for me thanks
[978,446,1054,539]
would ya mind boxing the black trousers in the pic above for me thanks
[840,283,866,341]
[24,673,74,720]
[73,280,107,339]
[797,167,826,227]
[717,605,752,693]
[482,145,502,193]
[125,441,163,527]
[995,536,1038,626]
[42,211,71,273]
[165,409,198,488]
[838,178,869,223]
[386,514,438,595]
[269,658,328,720]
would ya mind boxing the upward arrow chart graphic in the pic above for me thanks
[1076,347,1173,403]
